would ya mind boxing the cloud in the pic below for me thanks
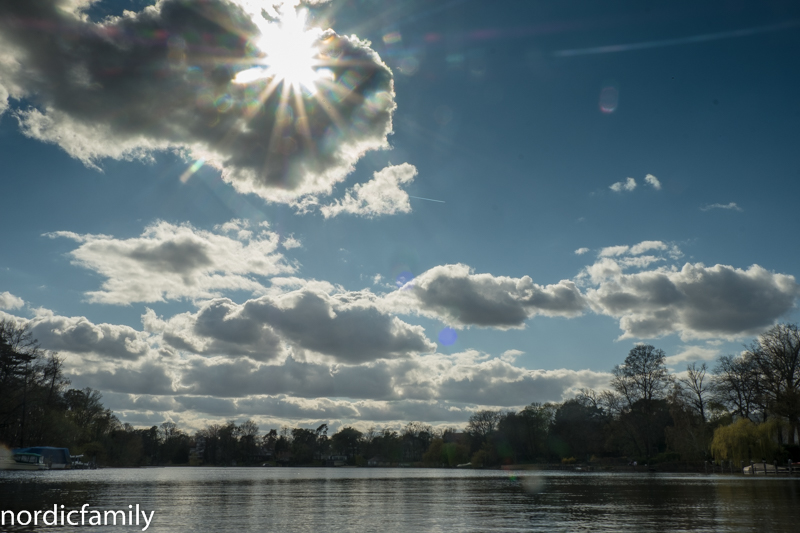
[644,174,661,190]
[386,264,587,328]
[701,202,743,212]
[0,291,24,310]
[180,356,398,400]
[70,362,176,395]
[320,163,417,218]
[0,0,396,205]
[664,345,721,366]
[584,259,800,340]
[435,359,610,406]
[68,347,612,428]
[599,245,630,257]
[629,240,668,255]
[46,219,295,304]
[1,308,154,361]
[148,285,436,363]
[610,177,636,192]
[30,313,151,360]
[574,248,590,255]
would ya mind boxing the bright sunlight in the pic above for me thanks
[234,2,322,92]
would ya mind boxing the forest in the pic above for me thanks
[2,319,798,468]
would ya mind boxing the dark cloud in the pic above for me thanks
[154,288,435,363]
[586,262,800,339]
[0,0,395,203]
[388,264,587,328]
[243,290,435,362]
[180,356,396,399]
[69,362,175,395]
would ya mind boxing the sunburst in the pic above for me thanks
[234,3,322,93]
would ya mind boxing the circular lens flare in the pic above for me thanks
[438,327,457,346]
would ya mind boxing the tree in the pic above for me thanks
[745,323,800,444]
[710,418,784,464]
[402,422,433,462]
[238,419,259,462]
[331,426,362,461]
[466,410,501,451]
[679,362,711,423]
[610,346,674,460]
[291,427,317,464]
[713,353,764,421]
[611,345,672,406]
[550,398,608,460]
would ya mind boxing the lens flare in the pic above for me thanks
[233,1,322,93]
[438,327,457,346]
[599,86,619,114]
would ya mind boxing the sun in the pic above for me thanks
[234,4,322,92]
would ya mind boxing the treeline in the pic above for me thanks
[187,323,800,467]
[0,319,170,466]
[2,318,799,467]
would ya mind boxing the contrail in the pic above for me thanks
[409,195,445,203]
[554,19,800,57]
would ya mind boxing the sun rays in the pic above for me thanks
[234,3,322,92]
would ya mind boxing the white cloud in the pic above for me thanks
[664,345,721,366]
[320,163,417,218]
[629,240,667,255]
[28,310,153,361]
[701,202,743,212]
[599,245,630,257]
[0,307,154,362]
[644,174,662,190]
[610,177,636,192]
[574,248,590,255]
[46,220,295,304]
[0,0,396,205]
[282,236,302,249]
[386,264,587,328]
[0,291,24,310]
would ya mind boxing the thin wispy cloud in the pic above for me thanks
[701,202,743,212]
[554,19,800,57]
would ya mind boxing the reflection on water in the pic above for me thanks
[1,468,799,532]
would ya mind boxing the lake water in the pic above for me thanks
[1,468,799,532]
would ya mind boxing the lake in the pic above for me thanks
[1,468,799,532]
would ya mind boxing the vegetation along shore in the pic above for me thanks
[2,319,798,470]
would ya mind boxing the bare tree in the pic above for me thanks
[713,354,764,421]
[466,410,501,444]
[746,323,800,444]
[679,362,711,422]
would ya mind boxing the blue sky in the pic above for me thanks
[1,0,799,432]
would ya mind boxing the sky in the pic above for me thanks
[1,0,799,433]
